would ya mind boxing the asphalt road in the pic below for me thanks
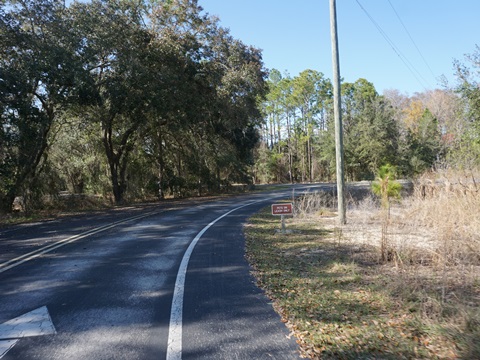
[0,185,325,359]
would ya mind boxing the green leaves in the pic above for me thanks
[258,69,332,183]
[371,163,402,207]
[449,45,480,170]
[0,0,268,210]
[0,0,81,211]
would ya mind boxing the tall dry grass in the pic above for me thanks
[405,171,480,266]
[293,173,480,358]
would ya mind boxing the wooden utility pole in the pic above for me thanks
[329,0,346,224]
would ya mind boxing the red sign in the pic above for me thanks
[271,203,293,215]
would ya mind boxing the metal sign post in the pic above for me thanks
[271,203,293,234]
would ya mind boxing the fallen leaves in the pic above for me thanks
[244,209,466,359]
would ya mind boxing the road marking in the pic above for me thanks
[0,211,159,274]
[0,306,56,358]
[166,201,260,360]
[0,340,18,358]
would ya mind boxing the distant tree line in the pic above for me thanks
[255,51,480,183]
[0,0,267,212]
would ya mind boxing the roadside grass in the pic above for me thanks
[244,181,479,359]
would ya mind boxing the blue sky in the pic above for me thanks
[198,0,480,96]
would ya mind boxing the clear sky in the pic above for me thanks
[198,0,480,96]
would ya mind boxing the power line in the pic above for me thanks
[387,0,436,80]
[354,0,430,90]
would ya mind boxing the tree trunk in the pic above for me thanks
[102,114,139,205]
[269,116,274,149]
[157,130,165,199]
[216,166,221,191]
[307,135,311,182]
[107,160,124,205]
[103,125,124,205]
[276,112,281,153]
[0,192,15,213]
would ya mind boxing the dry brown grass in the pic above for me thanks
[281,173,480,358]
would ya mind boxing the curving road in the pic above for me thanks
[0,185,326,359]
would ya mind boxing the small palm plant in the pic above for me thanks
[371,164,402,262]
[372,164,402,214]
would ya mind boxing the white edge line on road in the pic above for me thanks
[0,211,158,274]
[166,200,261,360]
[0,340,18,358]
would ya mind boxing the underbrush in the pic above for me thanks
[245,174,480,359]
[0,194,112,226]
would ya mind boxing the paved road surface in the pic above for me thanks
[0,185,326,359]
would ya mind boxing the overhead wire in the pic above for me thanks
[387,0,436,80]
[354,0,430,90]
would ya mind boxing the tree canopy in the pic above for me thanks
[0,0,267,211]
